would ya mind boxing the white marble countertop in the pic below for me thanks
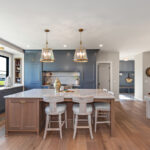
[0,84,23,91]
[4,89,115,99]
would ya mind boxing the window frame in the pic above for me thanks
[0,55,9,77]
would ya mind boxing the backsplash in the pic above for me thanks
[42,71,80,86]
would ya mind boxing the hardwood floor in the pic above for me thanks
[0,101,150,150]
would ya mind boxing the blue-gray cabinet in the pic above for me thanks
[24,50,42,89]
[24,50,98,89]
[0,86,23,113]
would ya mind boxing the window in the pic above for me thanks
[0,55,9,87]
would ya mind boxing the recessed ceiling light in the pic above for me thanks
[26,45,30,48]
[63,44,67,48]
[99,44,103,47]
[124,58,129,61]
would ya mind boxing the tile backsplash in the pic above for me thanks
[42,71,80,86]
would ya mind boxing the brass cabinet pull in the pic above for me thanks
[20,100,26,104]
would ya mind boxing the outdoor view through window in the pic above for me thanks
[0,56,8,87]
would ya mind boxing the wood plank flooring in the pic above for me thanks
[0,101,150,150]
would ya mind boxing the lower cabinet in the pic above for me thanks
[0,86,23,113]
[6,98,40,133]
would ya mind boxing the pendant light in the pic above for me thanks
[125,73,133,83]
[74,28,88,62]
[40,29,55,62]
[0,47,4,50]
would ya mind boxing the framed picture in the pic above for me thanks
[146,67,150,77]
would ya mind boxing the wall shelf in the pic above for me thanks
[14,58,22,84]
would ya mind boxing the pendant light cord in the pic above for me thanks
[80,32,82,49]
[46,31,48,48]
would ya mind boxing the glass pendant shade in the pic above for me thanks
[40,48,55,62]
[74,48,88,62]
[40,29,55,63]
[74,28,88,62]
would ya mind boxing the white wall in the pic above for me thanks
[134,52,150,100]
[134,53,143,100]
[143,52,150,97]
[96,51,119,98]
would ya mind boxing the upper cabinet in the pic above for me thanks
[24,50,98,89]
[81,51,96,89]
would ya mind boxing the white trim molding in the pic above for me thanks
[0,38,24,53]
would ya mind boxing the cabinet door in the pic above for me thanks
[24,51,42,89]
[82,63,96,89]
[7,100,21,130]
[21,100,38,130]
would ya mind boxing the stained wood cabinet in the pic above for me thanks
[7,100,21,130]
[6,98,40,134]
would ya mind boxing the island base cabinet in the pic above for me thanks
[5,98,40,135]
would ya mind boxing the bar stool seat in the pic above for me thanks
[94,102,110,111]
[73,104,93,114]
[45,104,66,114]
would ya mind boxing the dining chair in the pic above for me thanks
[94,91,114,132]
[43,95,67,139]
[72,96,94,139]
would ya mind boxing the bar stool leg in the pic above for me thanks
[95,110,97,133]
[59,114,62,139]
[48,116,51,128]
[43,114,49,140]
[88,114,93,139]
[73,114,75,128]
[73,114,78,139]
[65,111,67,128]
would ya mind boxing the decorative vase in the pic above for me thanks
[75,79,80,85]
[53,78,61,93]
[5,76,12,87]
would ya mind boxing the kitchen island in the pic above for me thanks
[5,89,115,136]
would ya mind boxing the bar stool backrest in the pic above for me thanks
[43,95,64,114]
[72,96,94,114]
[103,89,108,92]
[108,91,114,96]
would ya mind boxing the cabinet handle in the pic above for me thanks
[20,100,26,104]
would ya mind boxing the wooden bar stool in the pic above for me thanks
[72,96,94,139]
[94,91,114,132]
[43,95,67,139]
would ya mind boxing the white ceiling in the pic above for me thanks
[0,0,150,59]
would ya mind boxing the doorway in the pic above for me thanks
[119,60,135,100]
[97,62,111,90]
